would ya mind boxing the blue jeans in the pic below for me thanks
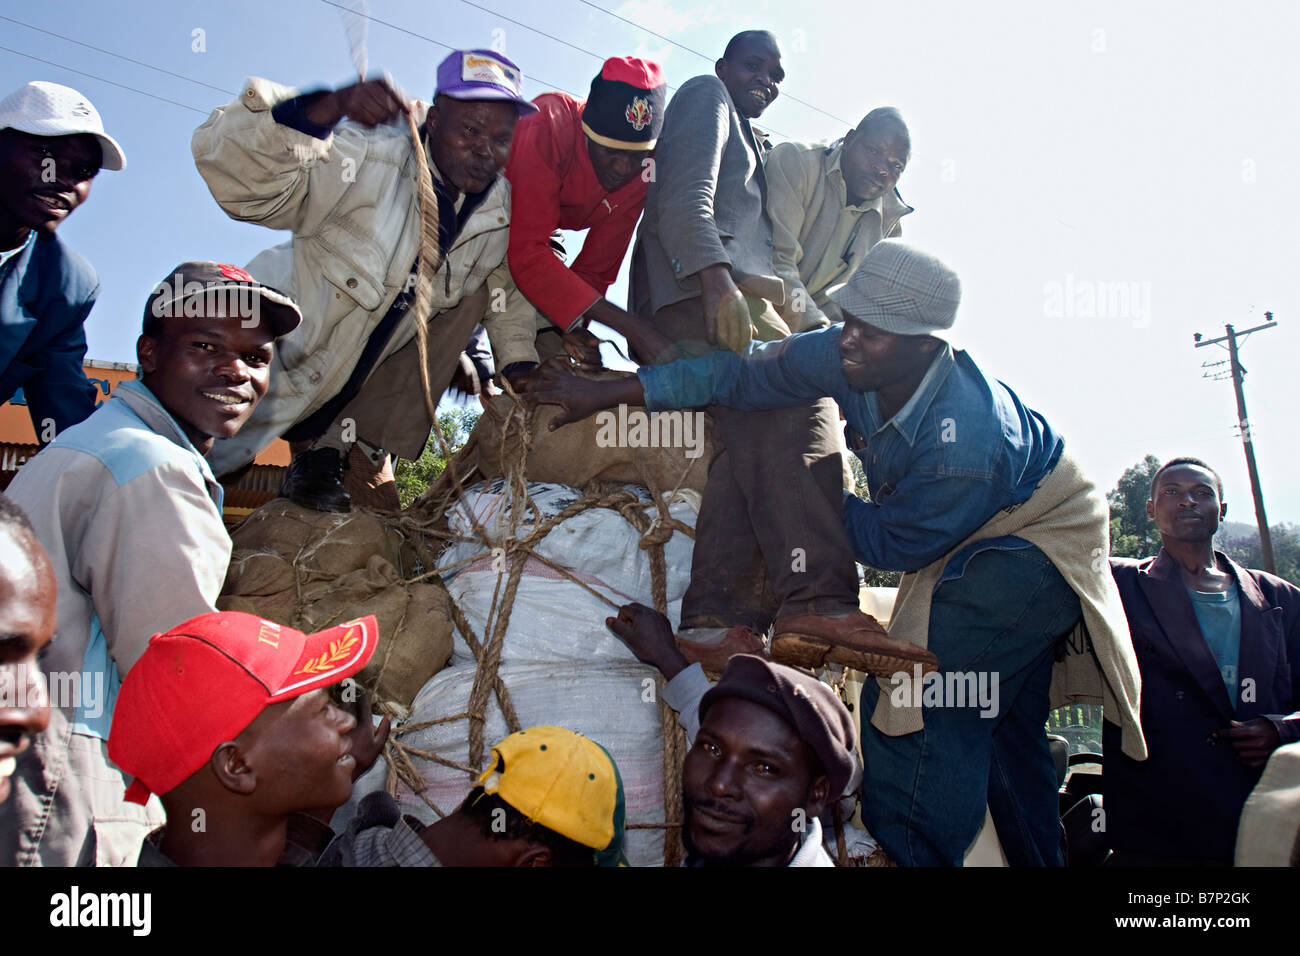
[860,545,1081,866]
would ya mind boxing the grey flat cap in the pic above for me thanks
[828,239,961,338]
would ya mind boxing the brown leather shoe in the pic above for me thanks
[772,611,939,677]
[676,626,766,678]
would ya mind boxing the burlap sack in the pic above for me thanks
[466,377,713,495]
[229,498,409,581]
[218,499,452,709]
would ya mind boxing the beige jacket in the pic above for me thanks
[872,451,1148,761]
[191,77,509,477]
[765,139,913,332]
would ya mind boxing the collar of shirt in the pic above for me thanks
[789,816,835,867]
[825,140,884,215]
[863,342,957,446]
[0,229,35,272]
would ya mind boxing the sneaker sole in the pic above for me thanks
[771,634,939,677]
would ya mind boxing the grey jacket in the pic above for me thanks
[630,75,782,317]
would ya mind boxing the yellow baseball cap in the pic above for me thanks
[477,726,627,867]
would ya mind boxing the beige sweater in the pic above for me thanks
[871,451,1148,761]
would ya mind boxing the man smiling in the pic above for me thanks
[2,262,301,866]
[533,240,1145,865]
[0,81,126,442]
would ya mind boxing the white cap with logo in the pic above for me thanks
[0,80,126,171]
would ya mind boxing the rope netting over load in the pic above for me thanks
[388,392,703,865]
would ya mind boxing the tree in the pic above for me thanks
[1218,522,1300,587]
[393,407,480,508]
[1107,454,1163,558]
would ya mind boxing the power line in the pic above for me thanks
[0,46,208,114]
[317,0,583,98]
[574,0,854,128]
[0,14,234,95]
[318,0,795,138]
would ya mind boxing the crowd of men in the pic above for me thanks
[0,28,1297,868]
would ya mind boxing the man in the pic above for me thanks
[192,49,535,512]
[607,603,855,866]
[0,495,54,807]
[485,56,675,388]
[1107,457,1300,865]
[616,30,901,676]
[1,262,302,866]
[532,240,1145,866]
[0,81,125,441]
[318,725,627,867]
[766,107,914,332]
[107,611,384,867]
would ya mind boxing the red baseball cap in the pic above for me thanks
[109,611,377,804]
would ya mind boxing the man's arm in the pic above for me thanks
[606,603,710,744]
[505,107,602,332]
[73,460,229,676]
[192,77,407,234]
[527,325,847,425]
[23,304,99,442]
[765,143,829,332]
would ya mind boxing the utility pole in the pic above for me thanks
[1194,314,1277,573]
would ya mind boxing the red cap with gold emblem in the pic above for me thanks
[108,611,377,804]
[581,56,666,151]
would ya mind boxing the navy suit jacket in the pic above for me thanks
[1105,549,1300,860]
[0,232,100,440]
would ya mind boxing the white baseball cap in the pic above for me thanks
[0,81,126,171]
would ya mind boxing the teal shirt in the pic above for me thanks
[1187,584,1242,708]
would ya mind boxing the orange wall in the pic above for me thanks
[1,364,289,466]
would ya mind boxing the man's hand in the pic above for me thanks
[346,689,392,781]
[1214,717,1283,768]
[561,327,604,367]
[584,299,678,366]
[305,78,410,129]
[524,356,645,428]
[448,352,482,400]
[606,603,689,681]
[698,265,751,354]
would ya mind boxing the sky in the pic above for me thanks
[3,0,1299,524]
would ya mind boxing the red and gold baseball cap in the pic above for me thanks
[109,611,377,804]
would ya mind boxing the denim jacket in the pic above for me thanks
[638,325,1063,573]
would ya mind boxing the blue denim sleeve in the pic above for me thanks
[638,325,849,411]
[270,90,337,140]
[841,458,1019,572]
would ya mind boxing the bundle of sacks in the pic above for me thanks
[218,499,456,709]
[354,478,701,867]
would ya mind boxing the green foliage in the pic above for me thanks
[1217,522,1300,586]
[392,407,479,508]
[1107,454,1163,558]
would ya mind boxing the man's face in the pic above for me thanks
[586,139,645,193]
[1147,463,1226,544]
[682,697,828,866]
[840,123,909,205]
[0,526,55,805]
[236,689,357,814]
[426,97,518,196]
[0,129,100,241]
[715,35,784,119]
[838,314,941,393]
[137,306,274,456]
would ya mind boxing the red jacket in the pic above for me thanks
[504,92,649,331]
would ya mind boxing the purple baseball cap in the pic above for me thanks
[435,49,538,115]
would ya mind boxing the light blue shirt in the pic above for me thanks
[1187,584,1242,708]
